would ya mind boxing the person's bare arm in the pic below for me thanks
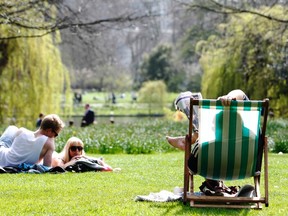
[51,155,65,167]
[40,138,55,167]
[42,150,53,167]
[217,89,247,106]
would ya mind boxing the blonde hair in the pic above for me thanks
[59,137,85,163]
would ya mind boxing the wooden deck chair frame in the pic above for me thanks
[183,98,269,209]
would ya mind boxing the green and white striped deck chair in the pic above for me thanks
[183,98,269,209]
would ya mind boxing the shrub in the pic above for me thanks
[1,117,287,154]
[138,80,167,115]
[266,118,288,153]
[56,118,188,154]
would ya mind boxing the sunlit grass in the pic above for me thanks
[0,152,286,215]
[0,110,287,215]
[72,91,177,115]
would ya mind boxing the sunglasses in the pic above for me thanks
[52,129,58,137]
[70,146,83,152]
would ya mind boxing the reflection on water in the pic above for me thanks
[66,115,164,127]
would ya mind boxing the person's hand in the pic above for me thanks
[191,131,198,144]
[217,95,236,106]
[71,155,83,161]
[64,156,84,168]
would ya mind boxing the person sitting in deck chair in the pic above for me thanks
[166,89,250,196]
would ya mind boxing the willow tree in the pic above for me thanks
[197,5,288,117]
[0,3,71,127]
[138,80,167,115]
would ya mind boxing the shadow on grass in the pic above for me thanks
[146,201,252,216]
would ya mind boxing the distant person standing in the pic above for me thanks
[81,104,95,127]
[131,91,137,103]
[111,92,116,104]
[36,113,44,128]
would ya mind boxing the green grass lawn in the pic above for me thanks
[0,152,287,215]
[71,91,178,116]
[0,102,287,215]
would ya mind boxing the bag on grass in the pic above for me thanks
[65,158,105,173]
[199,180,240,196]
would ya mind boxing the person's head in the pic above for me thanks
[227,89,247,100]
[85,104,90,110]
[39,113,44,119]
[69,120,74,127]
[40,114,65,138]
[61,137,85,162]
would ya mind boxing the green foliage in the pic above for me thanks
[266,118,288,153]
[198,6,288,117]
[0,6,72,127]
[180,26,217,63]
[0,1,59,37]
[0,153,287,215]
[51,116,287,155]
[138,80,167,115]
[184,73,202,93]
[139,44,184,92]
[56,118,187,154]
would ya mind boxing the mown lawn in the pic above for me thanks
[71,91,178,116]
[0,152,287,215]
[0,110,287,215]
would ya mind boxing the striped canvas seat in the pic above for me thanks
[183,98,269,209]
[197,100,262,180]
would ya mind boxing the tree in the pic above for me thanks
[0,33,71,126]
[138,80,167,115]
[0,1,214,93]
[198,6,288,117]
[177,19,222,93]
[183,0,288,23]
[139,44,185,92]
[0,0,159,40]
[0,1,71,126]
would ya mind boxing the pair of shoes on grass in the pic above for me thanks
[236,184,256,197]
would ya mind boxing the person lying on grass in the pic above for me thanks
[51,136,115,171]
[0,114,65,168]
